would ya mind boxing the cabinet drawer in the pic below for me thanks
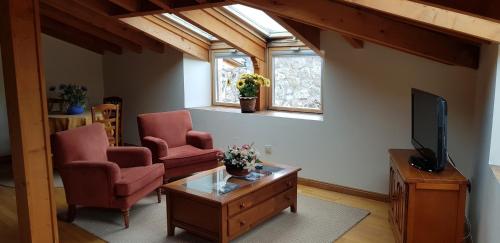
[228,188,296,237]
[228,175,296,216]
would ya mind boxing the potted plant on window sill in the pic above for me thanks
[236,73,270,113]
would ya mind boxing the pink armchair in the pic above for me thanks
[137,110,220,182]
[53,123,164,228]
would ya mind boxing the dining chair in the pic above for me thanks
[91,104,120,146]
[103,96,123,145]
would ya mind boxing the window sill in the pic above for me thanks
[189,106,324,122]
[491,165,500,183]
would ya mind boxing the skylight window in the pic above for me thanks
[162,13,218,41]
[224,4,292,38]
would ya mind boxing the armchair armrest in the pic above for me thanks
[187,130,213,149]
[107,147,152,168]
[60,161,120,207]
[142,136,168,159]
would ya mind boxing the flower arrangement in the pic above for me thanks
[219,144,262,175]
[57,84,88,107]
[49,84,88,115]
[236,73,271,98]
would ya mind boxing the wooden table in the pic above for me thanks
[48,111,92,134]
[162,163,301,243]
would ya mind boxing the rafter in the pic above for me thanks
[40,3,142,53]
[41,16,123,54]
[270,15,323,56]
[339,0,500,43]
[41,0,164,53]
[177,8,266,61]
[121,16,209,60]
[342,35,364,49]
[235,0,480,68]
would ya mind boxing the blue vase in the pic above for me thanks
[67,105,84,115]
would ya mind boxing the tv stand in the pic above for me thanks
[408,155,434,172]
[389,149,467,243]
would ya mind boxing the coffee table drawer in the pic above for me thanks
[228,175,296,216]
[228,188,296,237]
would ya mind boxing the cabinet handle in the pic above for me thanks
[286,181,292,187]
[239,220,246,226]
[240,202,246,209]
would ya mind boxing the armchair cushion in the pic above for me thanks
[142,136,168,159]
[115,163,164,196]
[187,130,213,149]
[107,147,152,168]
[60,161,120,206]
[160,145,219,169]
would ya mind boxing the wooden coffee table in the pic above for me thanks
[162,163,301,243]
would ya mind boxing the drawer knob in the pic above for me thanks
[286,181,292,187]
[285,195,291,201]
[239,220,246,226]
[239,202,246,209]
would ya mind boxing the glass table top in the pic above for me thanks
[184,165,284,195]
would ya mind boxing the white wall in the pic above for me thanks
[489,52,500,165]
[0,55,9,156]
[183,54,211,108]
[190,31,477,194]
[103,48,185,145]
[0,34,104,156]
[42,35,104,106]
[469,43,500,243]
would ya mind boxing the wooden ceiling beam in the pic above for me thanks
[342,35,364,49]
[177,8,266,61]
[109,0,141,12]
[270,15,323,56]
[338,0,500,43]
[121,16,209,60]
[40,3,142,53]
[41,16,123,54]
[411,0,500,22]
[235,0,479,69]
[41,0,164,53]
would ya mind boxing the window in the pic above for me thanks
[212,51,254,106]
[224,4,292,38]
[162,13,218,41]
[270,49,323,112]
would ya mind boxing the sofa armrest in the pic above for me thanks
[187,130,213,149]
[60,161,120,207]
[142,136,168,160]
[107,147,152,168]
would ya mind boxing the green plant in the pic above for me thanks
[236,73,270,98]
[58,84,87,107]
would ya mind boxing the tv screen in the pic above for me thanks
[411,89,447,172]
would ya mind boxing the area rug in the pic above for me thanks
[69,194,370,243]
[0,163,64,188]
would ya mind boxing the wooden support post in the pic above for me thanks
[0,0,59,242]
[251,57,268,111]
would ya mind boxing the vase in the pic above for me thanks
[239,97,257,113]
[225,165,251,177]
[67,105,84,115]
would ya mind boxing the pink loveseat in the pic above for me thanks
[53,123,164,228]
[137,110,219,182]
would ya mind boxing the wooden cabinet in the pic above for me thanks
[389,149,467,243]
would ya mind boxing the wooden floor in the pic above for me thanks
[0,185,394,243]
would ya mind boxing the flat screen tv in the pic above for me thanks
[410,88,448,172]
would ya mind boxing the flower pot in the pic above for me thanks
[67,105,84,115]
[225,166,251,177]
[239,97,257,113]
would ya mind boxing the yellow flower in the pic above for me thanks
[264,79,271,87]
[236,80,245,89]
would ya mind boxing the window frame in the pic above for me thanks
[210,49,254,107]
[267,47,324,114]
